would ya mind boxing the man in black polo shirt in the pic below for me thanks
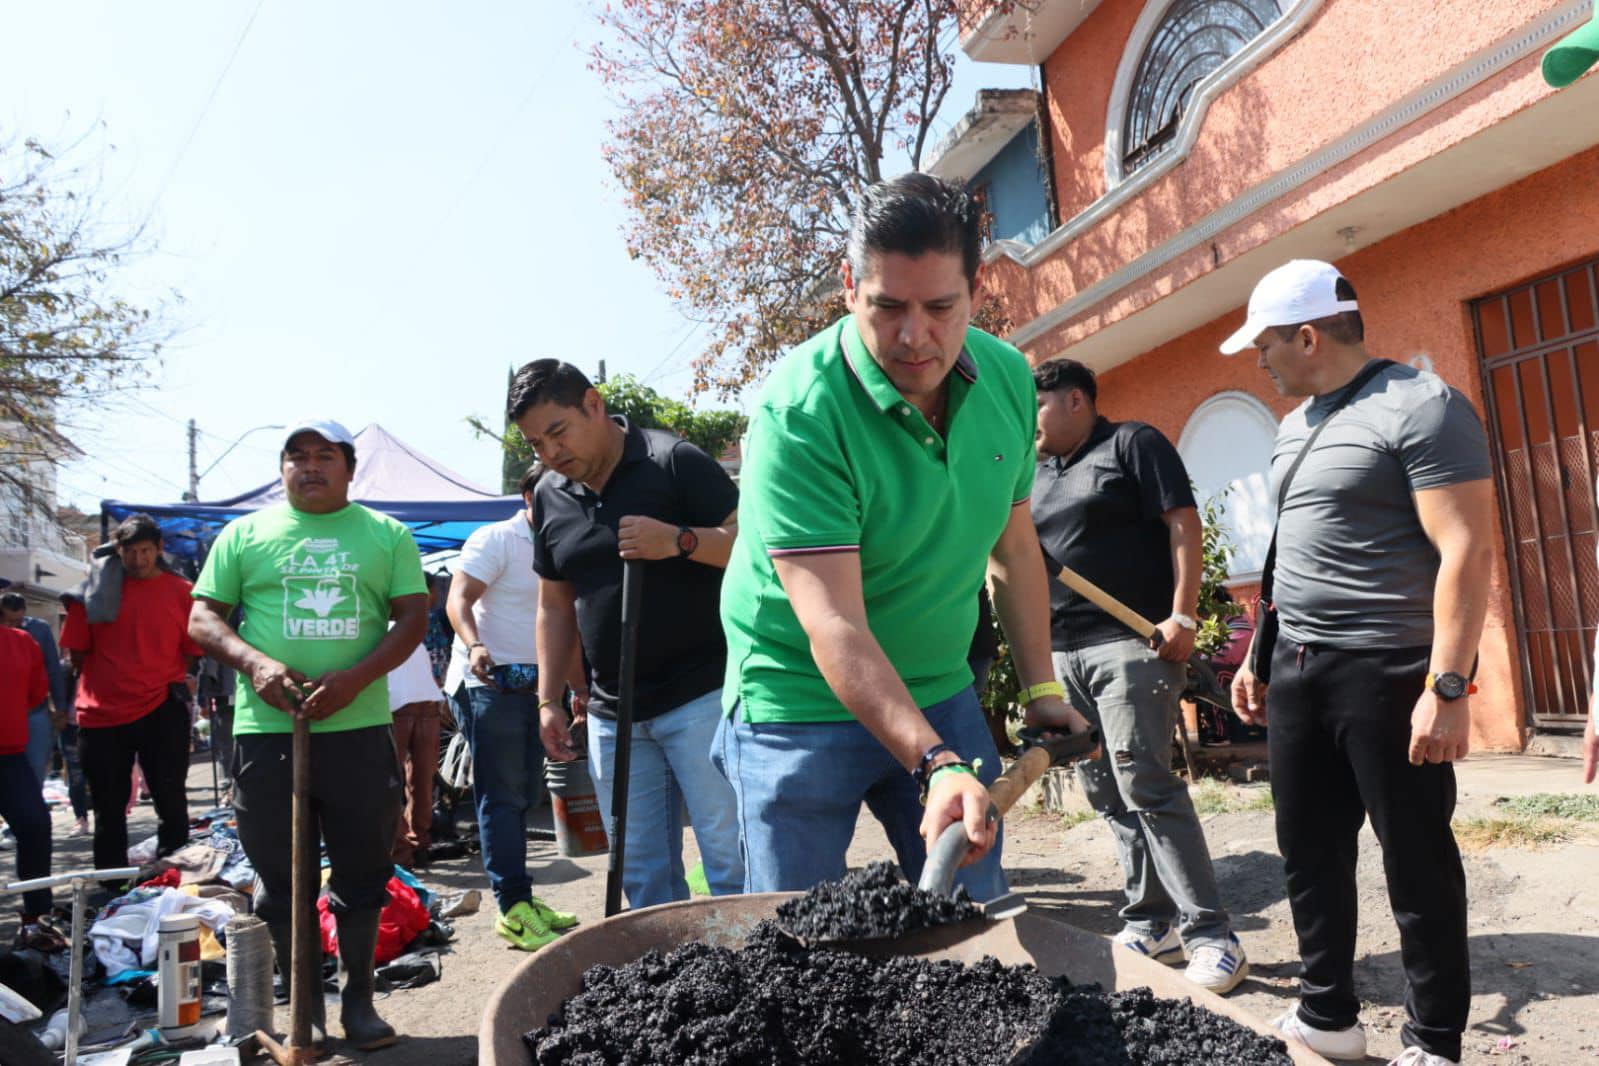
[509,359,744,908]
[1032,358,1246,995]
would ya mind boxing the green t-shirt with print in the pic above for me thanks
[193,502,428,735]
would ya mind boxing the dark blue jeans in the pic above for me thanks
[466,683,545,914]
[0,751,53,914]
[712,685,1007,901]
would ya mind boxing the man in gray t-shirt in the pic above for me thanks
[1271,364,1492,648]
[1221,260,1494,1066]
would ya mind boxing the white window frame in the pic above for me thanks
[1104,0,1308,189]
[1177,389,1279,585]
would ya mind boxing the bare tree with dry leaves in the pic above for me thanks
[594,0,1007,397]
[1,133,174,522]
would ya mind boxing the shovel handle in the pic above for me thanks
[917,729,1098,896]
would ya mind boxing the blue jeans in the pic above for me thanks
[586,688,743,909]
[712,685,1007,902]
[0,752,52,915]
[25,706,53,786]
[466,683,545,914]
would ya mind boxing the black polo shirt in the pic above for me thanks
[531,417,739,720]
[1031,417,1195,650]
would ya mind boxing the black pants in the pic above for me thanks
[0,752,52,914]
[1268,641,1469,1061]
[58,724,90,819]
[79,692,192,873]
[233,725,403,925]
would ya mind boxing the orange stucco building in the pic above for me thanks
[936,0,1599,749]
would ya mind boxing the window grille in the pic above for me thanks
[1122,0,1281,175]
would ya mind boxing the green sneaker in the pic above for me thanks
[496,900,559,951]
[533,898,579,931]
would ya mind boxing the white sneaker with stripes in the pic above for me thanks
[1184,932,1249,994]
[1112,922,1185,965]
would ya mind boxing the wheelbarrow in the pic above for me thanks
[478,892,1330,1065]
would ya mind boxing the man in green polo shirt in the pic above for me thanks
[715,173,1093,899]
[189,420,428,1051]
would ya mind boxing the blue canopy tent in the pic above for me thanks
[102,424,522,560]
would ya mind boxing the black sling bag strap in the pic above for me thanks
[1249,358,1395,684]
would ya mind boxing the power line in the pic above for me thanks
[640,319,707,387]
[140,0,266,231]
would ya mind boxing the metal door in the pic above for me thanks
[1474,256,1599,729]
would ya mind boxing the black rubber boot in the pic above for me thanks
[266,921,325,1046]
[335,909,398,1050]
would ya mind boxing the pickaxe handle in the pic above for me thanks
[1051,563,1164,649]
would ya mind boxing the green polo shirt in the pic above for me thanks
[720,316,1037,723]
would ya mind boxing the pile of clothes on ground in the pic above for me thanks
[1,805,480,1061]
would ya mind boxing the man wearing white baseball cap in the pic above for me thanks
[189,419,429,1051]
[1224,261,1495,1066]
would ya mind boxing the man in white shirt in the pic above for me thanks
[446,464,584,951]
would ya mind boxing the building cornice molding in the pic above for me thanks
[995,0,1593,353]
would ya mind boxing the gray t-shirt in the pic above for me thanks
[1271,360,1492,648]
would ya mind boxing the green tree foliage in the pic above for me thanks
[1,134,173,499]
[479,372,748,490]
[1194,494,1244,657]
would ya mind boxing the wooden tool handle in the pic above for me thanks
[986,745,1051,818]
[1052,565,1163,646]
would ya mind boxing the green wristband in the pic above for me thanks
[929,763,977,786]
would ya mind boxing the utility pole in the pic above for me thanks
[597,359,607,384]
[187,419,199,502]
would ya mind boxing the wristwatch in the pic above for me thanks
[1427,671,1477,701]
[676,526,699,558]
[1170,613,1198,631]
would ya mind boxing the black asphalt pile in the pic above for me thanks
[772,860,979,941]
[524,921,1294,1065]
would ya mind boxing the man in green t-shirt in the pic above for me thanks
[716,174,1093,900]
[189,420,428,1052]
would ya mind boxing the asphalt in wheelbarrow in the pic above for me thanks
[525,920,1292,1065]
[525,863,1292,1065]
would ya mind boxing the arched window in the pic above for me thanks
[1177,391,1279,583]
[1120,0,1281,176]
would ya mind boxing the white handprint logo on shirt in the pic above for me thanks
[295,583,347,617]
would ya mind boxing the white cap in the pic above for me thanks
[1219,259,1360,355]
[282,420,356,451]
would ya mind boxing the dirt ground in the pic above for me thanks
[5,752,1597,1064]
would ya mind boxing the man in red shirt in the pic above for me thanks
[0,587,54,918]
[62,515,201,874]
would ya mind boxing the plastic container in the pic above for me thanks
[545,757,609,858]
[157,914,202,1038]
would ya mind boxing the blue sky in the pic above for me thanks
[3,2,1027,506]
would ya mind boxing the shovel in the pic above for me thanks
[603,559,643,918]
[780,726,1099,955]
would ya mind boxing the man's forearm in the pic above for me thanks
[687,524,737,569]
[190,609,269,676]
[345,611,427,689]
[808,616,941,771]
[1168,510,1202,618]
[536,605,581,705]
[567,640,587,694]
[446,588,484,648]
[987,521,1059,689]
[1430,542,1490,675]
